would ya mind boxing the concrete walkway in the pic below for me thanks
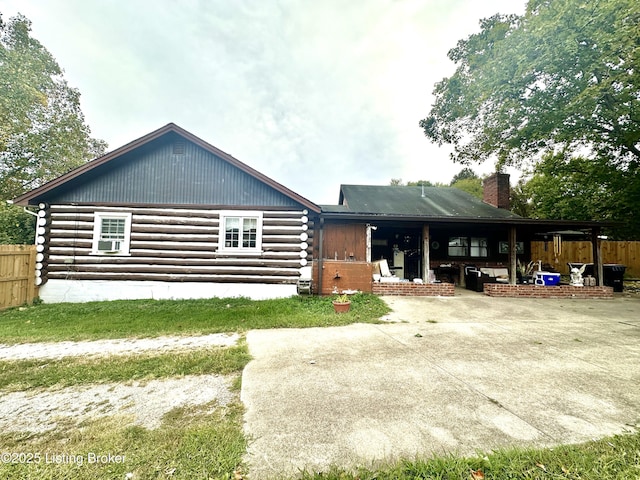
[241,291,640,479]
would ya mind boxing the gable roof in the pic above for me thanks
[323,184,521,219]
[13,123,320,213]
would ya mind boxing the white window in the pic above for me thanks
[448,236,468,257]
[91,212,132,255]
[470,237,489,257]
[218,211,263,253]
[448,236,489,257]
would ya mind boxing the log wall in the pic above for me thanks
[39,204,313,285]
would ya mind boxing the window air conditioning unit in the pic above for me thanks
[98,240,121,253]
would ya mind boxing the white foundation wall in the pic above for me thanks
[39,279,297,303]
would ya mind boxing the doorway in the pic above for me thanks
[371,226,422,280]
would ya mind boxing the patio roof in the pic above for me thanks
[327,184,520,219]
[320,184,614,231]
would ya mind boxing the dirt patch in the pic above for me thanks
[0,333,239,361]
[0,334,240,433]
[0,374,235,433]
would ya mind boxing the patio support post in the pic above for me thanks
[592,227,604,286]
[509,225,517,285]
[422,224,430,283]
[318,217,324,294]
[365,224,373,262]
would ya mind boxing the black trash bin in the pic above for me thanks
[603,264,626,292]
[567,263,626,292]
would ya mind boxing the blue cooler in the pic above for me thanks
[534,272,561,286]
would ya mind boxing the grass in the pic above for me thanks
[0,402,247,480]
[0,293,390,344]
[0,342,251,392]
[299,430,640,479]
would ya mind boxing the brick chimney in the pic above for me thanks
[483,173,510,210]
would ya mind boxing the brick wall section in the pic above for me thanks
[372,282,455,296]
[483,284,614,299]
[314,260,374,295]
[482,173,510,209]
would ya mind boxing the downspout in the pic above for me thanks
[318,217,324,295]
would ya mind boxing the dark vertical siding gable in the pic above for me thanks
[45,133,302,207]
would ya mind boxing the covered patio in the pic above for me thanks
[313,178,614,298]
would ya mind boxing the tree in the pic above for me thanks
[521,152,640,238]
[450,167,477,184]
[451,177,483,199]
[0,201,34,243]
[406,180,434,187]
[420,0,640,169]
[0,13,106,243]
[449,168,482,198]
[509,179,533,218]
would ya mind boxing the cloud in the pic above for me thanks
[3,0,526,203]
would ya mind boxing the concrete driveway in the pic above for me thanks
[241,291,640,479]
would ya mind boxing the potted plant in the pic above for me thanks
[332,293,351,313]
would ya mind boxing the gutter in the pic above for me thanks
[318,212,616,229]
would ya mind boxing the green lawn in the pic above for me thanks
[0,342,250,392]
[0,293,389,344]
[300,430,640,479]
[0,403,247,480]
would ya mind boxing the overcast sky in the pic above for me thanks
[3,0,526,204]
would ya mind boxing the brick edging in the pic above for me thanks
[483,284,614,299]
[372,282,455,297]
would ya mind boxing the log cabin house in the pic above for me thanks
[13,124,320,302]
[13,124,613,302]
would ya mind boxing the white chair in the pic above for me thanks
[373,259,400,283]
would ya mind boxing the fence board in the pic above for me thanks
[530,241,640,277]
[0,245,38,309]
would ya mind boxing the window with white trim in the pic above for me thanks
[219,211,263,253]
[91,212,132,255]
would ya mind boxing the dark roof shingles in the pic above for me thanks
[322,185,521,219]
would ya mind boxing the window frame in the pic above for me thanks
[218,210,263,254]
[91,212,132,256]
[470,237,489,258]
[447,235,489,258]
[447,236,469,257]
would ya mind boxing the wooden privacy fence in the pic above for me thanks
[0,245,38,309]
[531,241,640,278]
